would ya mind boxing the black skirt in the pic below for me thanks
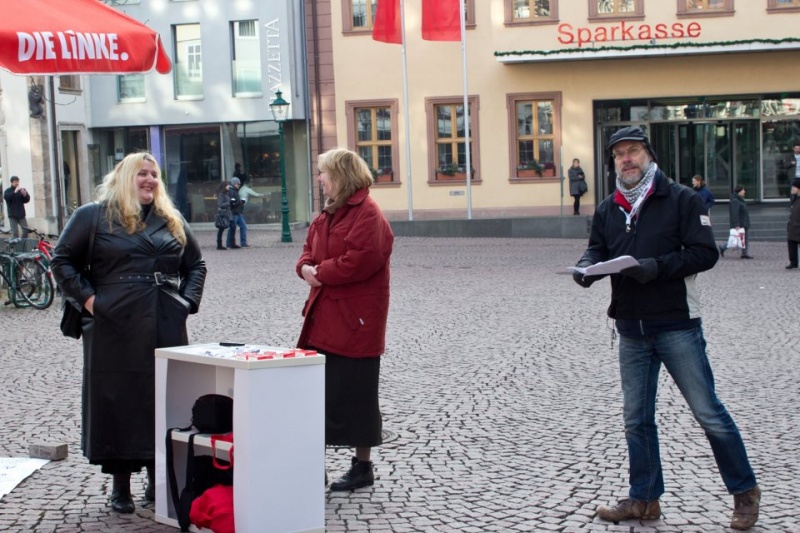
[316,349,383,448]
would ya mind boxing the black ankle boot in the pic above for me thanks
[144,466,155,503]
[329,456,374,491]
[110,473,135,513]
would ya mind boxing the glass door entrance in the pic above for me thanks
[650,121,760,201]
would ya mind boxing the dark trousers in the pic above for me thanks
[572,195,581,215]
[216,228,225,248]
[789,239,800,267]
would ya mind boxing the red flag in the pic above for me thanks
[372,0,402,44]
[422,0,461,41]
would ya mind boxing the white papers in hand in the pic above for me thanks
[566,255,639,276]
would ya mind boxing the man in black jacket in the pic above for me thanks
[572,127,760,530]
[3,176,31,238]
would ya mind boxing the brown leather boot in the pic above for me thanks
[730,485,760,530]
[597,498,661,522]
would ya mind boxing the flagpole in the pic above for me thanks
[400,0,414,221]
[459,0,472,220]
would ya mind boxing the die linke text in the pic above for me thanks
[17,31,124,62]
[558,21,701,48]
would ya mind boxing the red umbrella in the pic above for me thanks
[0,0,171,75]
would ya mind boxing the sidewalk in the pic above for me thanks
[0,230,797,532]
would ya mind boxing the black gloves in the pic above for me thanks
[620,258,659,284]
[572,260,601,288]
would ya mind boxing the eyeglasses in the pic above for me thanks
[612,146,644,159]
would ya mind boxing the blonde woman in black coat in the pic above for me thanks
[51,152,207,514]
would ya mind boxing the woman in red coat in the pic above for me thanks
[296,148,394,491]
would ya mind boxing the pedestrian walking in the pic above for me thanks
[568,158,587,216]
[296,148,394,492]
[226,177,247,248]
[571,126,761,531]
[215,181,232,250]
[719,185,753,259]
[691,174,715,215]
[3,175,31,238]
[50,152,207,515]
[787,178,800,269]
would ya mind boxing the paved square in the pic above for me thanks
[0,230,797,532]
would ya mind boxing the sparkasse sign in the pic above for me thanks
[558,21,702,48]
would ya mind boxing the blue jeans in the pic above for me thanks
[618,327,757,501]
[227,214,247,247]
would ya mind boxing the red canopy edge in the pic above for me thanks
[0,0,172,75]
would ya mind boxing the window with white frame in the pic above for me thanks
[118,74,145,102]
[173,23,203,99]
[231,20,262,96]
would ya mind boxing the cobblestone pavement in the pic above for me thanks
[1,229,798,532]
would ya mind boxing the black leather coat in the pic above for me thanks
[51,203,206,463]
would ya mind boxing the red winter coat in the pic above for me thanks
[296,188,393,357]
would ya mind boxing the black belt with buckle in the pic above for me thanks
[94,272,181,289]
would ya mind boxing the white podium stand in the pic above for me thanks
[154,344,325,533]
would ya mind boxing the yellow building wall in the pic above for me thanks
[329,1,800,218]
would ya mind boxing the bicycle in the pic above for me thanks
[20,226,56,265]
[0,238,54,310]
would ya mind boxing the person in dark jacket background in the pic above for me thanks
[572,127,760,530]
[3,176,31,238]
[568,158,587,215]
[786,178,800,269]
[215,181,232,250]
[51,152,207,514]
[719,185,753,259]
[691,174,715,215]
[226,177,247,248]
[296,148,394,492]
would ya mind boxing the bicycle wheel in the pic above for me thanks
[15,256,54,310]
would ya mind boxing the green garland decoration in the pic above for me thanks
[494,37,800,58]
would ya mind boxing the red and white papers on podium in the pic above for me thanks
[565,255,639,276]
[154,343,325,533]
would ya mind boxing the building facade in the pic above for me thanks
[1,0,314,234]
[323,0,800,221]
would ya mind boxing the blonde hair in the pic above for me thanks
[317,148,372,208]
[96,152,187,245]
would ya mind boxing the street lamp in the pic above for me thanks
[270,89,292,243]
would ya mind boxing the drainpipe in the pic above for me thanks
[310,0,324,213]
[47,76,64,232]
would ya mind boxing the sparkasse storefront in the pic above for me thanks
[328,1,800,221]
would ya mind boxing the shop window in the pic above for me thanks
[677,0,734,16]
[118,74,145,103]
[231,20,262,96]
[507,93,561,180]
[768,0,800,12]
[342,0,475,35]
[346,100,399,184]
[425,96,480,183]
[173,23,203,99]
[588,0,644,21]
[505,0,559,25]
